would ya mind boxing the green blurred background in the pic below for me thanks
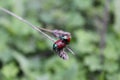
[0,0,120,80]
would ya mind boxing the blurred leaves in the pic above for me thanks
[66,12,85,27]
[84,55,102,71]
[0,0,119,80]
[73,0,93,10]
[114,0,120,35]
[74,30,99,54]
[1,62,19,79]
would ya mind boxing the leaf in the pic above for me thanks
[66,12,85,27]
[74,0,93,10]
[39,12,54,24]
[104,60,119,73]
[104,34,120,60]
[106,73,120,80]
[13,37,36,53]
[114,0,120,35]
[1,62,19,79]
[74,30,99,54]
[12,51,30,75]
[84,55,102,71]
[0,50,13,63]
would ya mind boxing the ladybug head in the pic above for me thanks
[60,34,71,44]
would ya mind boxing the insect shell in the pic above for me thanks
[53,39,69,60]
[53,39,66,52]
[59,34,71,44]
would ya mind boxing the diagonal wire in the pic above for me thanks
[0,7,55,42]
[0,7,75,55]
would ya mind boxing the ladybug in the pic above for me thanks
[59,34,71,44]
[53,34,72,60]
[53,34,71,52]
[53,39,69,60]
[53,39,66,53]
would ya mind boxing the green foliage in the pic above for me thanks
[0,0,119,80]
[1,62,19,79]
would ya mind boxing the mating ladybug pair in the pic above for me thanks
[53,34,71,59]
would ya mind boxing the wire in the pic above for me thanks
[0,7,75,55]
[0,7,55,42]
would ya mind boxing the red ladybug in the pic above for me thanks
[53,39,66,52]
[53,34,71,52]
[53,39,69,60]
[53,34,71,60]
[59,34,71,44]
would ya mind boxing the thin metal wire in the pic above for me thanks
[0,7,55,42]
[38,27,53,33]
[0,7,75,55]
